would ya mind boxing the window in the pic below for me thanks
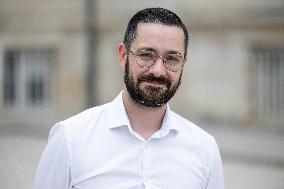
[251,48,284,122]
[3,49,54,108]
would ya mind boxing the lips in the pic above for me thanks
[138,74,171,88]
[143,81,166,88]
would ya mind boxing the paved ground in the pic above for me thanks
[0,125,284,189]
[0,135,45,189]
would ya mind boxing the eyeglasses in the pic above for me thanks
[129,49,185,72]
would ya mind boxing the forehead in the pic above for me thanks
[133,23,185,54]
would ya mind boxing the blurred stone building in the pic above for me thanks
[0,0,283,131]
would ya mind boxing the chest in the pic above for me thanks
[70,134,208,189]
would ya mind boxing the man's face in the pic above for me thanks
[124,23,185,108]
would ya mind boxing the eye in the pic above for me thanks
[137,51,156,61]
[166,54,182,63]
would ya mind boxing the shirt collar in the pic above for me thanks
[108,91,131,129]
[159,104,180,137]
[108,91,180,135]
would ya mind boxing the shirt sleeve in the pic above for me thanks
[33,122,72,189]
[205,139,224,189]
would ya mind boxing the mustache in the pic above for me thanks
[138,74,171,87]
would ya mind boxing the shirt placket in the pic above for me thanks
[141,141,152,188]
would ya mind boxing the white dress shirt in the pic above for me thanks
[33,92,224,189]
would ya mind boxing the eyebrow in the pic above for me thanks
[167,50,183,56]
[136,47,157,53]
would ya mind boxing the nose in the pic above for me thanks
[148,56,167,77]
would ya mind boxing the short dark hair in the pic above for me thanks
[123,8,189,57]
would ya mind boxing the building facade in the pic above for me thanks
[0,0,283,131]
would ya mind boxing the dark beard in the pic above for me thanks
[124,58,182,108]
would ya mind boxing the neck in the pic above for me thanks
[122,89,167,140]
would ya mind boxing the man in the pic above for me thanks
[34,8,224,189]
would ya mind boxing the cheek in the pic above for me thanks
[127,64,141,82]
[131,69,147,81]
[169,72,180,82]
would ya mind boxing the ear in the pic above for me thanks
[118,43,127,70]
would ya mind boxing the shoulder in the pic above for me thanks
[64,103,110,127]
[170,111,217,146]
[49,102,111,140]
[170,111,221,170]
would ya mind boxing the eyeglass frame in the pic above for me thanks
[129,49,186,72]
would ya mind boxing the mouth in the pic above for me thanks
[143,80,166,87]
[138,74,171,89]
